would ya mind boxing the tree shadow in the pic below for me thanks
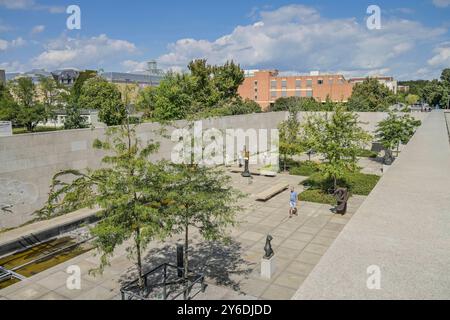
[117,239,255,297]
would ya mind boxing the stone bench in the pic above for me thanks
[256,183,289,201]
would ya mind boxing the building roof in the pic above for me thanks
[100,71,163,85]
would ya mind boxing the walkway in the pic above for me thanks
[293,111,450,299]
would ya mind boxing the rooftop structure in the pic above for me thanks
[349,76,398,94]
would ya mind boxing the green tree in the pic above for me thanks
[375,112,421,156]
[63,102,88,130]
[9,77,46,132]
[405,94,420,106]
[37,124,169,289]
[0,83,17,122]
[347,78,396,111]
[151,72,195,121]
[164,163,242,298]
[78,77,126,126]
[72,70,97,103]
[39,76,64,124]
[278,109,303,171]
[271,97,323,112]
[212,60,245,101]
[301,106,371,190]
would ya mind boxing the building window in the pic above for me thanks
[318,79,323,85]
[255,95,258,100]
[254,80,258,86]
[281,91,287,97]
[271,91,277,98]
[295,79,301,88]
[306,79,312,87]
[281,80,287,88]
[271,80,277,89]
[254,88,258,93]
[295,90,301,97]
[306,90,313,97]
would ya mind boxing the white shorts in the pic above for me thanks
[290,201,297,208]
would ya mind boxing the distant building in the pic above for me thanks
[238,70,354,110]
[0,69,5,86]
[100,60,165,88]
[38,109,100,128]
[349,76,398,94]
[51,69,80,86]
[6,69,52,84]
[398,85,410,93]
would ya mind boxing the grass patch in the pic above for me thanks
[300,171,381,204]
[356,149,378,158]
[299,189,336,205]
[289,160,320,176]
[13,126,63,135]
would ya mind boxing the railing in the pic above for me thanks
[120,263,206,300]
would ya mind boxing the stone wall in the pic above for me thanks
[0,111,428,228]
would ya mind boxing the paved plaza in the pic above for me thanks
[0,171,366,300]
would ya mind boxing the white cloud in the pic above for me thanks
[0,0,64,13]
[121,60,148,72]
[0,37,26,51]
[432,0,450,8]
[428,43,450,67]
[0,60,25,72]
[31,25,45,35]
[31,34,138,70]
[0,0,33,9]
[156,4,447,79]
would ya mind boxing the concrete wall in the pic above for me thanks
[0,111,428,228]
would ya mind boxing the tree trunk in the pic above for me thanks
[333,176,337,192]
[284,154,287,172]
[183,220,189,300]
[135,228,144,290]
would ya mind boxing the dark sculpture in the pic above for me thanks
[383,149,394,165]
[263,235,274,259]
[334,188,349,215]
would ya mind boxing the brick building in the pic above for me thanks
[238,70,354,110]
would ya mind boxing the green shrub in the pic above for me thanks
[289,161,320,176]
[299,189,336,205]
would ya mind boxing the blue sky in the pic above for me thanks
[0,0,449,80]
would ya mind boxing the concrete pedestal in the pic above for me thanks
[261,256,275,279]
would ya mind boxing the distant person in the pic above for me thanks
[289,187,298,218]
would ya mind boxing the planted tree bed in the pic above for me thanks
[299,171,380,205]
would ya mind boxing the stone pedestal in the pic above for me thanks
[261,256,275,279]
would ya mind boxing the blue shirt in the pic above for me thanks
[290,192,298,202]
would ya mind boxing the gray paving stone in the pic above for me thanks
[285,261,316,276]
[295,251,323,265]
[7,283,48,300]
[273,272,307,290]
[260,284,296,300]
[36,271,70,291]
[303,243,329,255]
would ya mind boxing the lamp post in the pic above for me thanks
[241,147,251,177]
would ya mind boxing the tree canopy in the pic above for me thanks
[347,78,396,112]
[301,106,371,190]
[78,77,126,126]
[375,112,421,154]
